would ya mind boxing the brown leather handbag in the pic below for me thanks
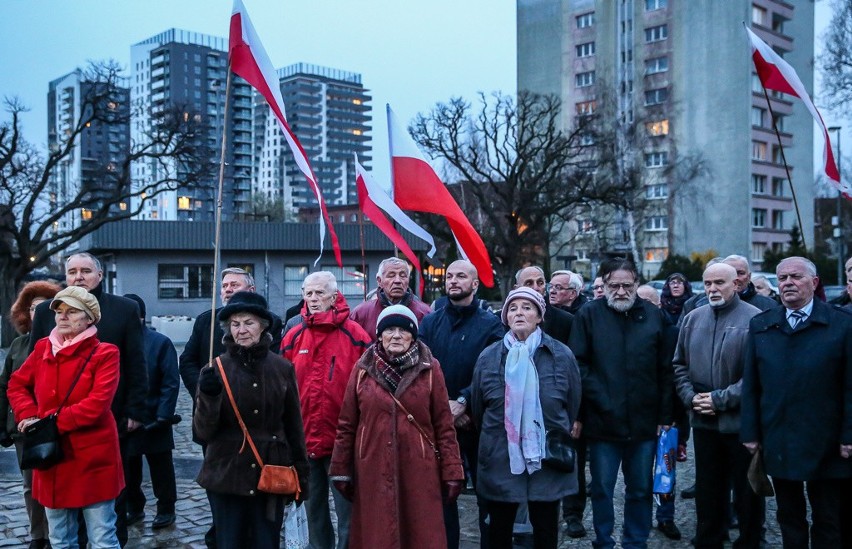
[216,357,301,499]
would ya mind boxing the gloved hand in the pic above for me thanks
[198,366,223,396]
[442,480,464,504]
[333,480,354,502]
[0,434,13,448]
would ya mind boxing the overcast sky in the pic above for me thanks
[0,0,845,188]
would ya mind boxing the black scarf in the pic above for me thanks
[378,288,414,308]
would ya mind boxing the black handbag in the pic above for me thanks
[542,429,576,473]
[20,345,98,470]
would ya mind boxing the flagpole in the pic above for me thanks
[358,210,368,302]
[761,85,806,248]
[207,69,233,367]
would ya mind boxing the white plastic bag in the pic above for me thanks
[283,501,309,549]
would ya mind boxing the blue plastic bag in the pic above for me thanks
[653,427,678,494]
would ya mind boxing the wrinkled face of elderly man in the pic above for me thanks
[604,269,638,313]
[303,274,337,314]
[549,273,577,307]
[704,264,738,308]
[377,260,411,301]
[777,258,818,310]
[516,267,547,298]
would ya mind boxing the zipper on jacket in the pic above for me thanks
[328,356,336,381]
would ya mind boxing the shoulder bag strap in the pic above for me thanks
[55,344,99,416]
[215,357,265,468]
[386,385,441,461]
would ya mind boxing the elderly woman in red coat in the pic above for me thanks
[8,286,123,549]
[330,304,465,549]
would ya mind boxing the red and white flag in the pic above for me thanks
[355,157,427,278]
[387,105,494,287]
[746,26,847,196]
[229,0,343,265]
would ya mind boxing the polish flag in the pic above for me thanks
[229,0,343,265]
[388,106,494,287]
[355,157,426,278]
[746,26,847,196]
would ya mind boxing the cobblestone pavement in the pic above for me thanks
[1,345,783,548]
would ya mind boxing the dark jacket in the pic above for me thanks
[559,292,589,316]
[418,300,505,401]
[180,306,283,403]
[673,295,761,434]
[741,300,852,480]
[471,333,582,502]
[569,297,673,441]
[0,333,30,442]
[543,303,573,346]
[194,333,309,500]
[349,289,432,342]
[680,282,776,322]
[126,326,180,456]
[29,283,147,430]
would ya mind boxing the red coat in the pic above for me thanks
[329,341,464,549]
[8,335,124,509]
[281,293,371,459]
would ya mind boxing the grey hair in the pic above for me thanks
[221,267,255,288]
[551,270,583,290]
[65,252,102,273]
[777,256,818,277]
[515,265,545,284]
[219,315,270,334]
[723,255,751,270]
[377,257,410,279]
[705,257,725,268]
[303,271,338,292]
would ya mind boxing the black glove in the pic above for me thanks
[0,434,13,448]
[198,366,223,396]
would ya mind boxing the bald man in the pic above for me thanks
[419,260,504,549]
[673,263,764,547]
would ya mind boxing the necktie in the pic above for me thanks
[789,310,806,329]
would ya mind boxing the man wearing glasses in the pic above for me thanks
[549,270,588,316]
[569,259,673,549]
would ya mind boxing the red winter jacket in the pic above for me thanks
[281,293,371,459]
[8,334,124,509]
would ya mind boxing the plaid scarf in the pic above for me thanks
[374,343,420,393]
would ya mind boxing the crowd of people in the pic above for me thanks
[0,251,850,549]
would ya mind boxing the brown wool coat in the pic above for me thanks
[329,341,464,549]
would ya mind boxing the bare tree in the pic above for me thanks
[820,0,852,117]
[410,91,622,295]
[0,61,215,343]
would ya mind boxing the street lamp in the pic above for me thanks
[828,126,843,284]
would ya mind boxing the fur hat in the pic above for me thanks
[376,304,418,339]
[10,280,62,334]
[217,291,273,328]
[501,287,546,325]
[51,286,101,324]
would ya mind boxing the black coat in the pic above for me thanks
[543,303,573,346]
[126,326,180,456]
[741,300,852,480]
[568,297,673,441]
[29,283,148,431]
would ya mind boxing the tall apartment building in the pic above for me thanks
[518,0,814,276]
[254,63,372,215]
[130,29,254,221]
[47,69,130,234]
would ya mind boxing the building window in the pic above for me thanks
[751,107,766,127]
[751,141,767,161]
[322,265,368,299]
[752,242,767,263]
[772,177,786,196]
[645,152,669,168]
[576,100,596,115]
[752,73,764,93]
[575,71,595,87]
[177,196,192,210]
[578,219,595,234]
[772,210,784,230]
[576,42,596,57]
[645,216,668,231]
[644,88,668,106]
[644,24,668,43]
[752,5,767,26]
[772,145,783,164]
[644,247,668,262]
[158,264,213,299]
[645,56,668,74]
[645,184,668,199]
[645,0,667,11]
[645,119,669,136]
[577,12,594,28]
[284,265,309,298]
[752,208,767,228]
[752,174,767,194]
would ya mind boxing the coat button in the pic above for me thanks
[253,409,259,414]
[272,435,277,440]
[249,490,255,495]
[251,463,256,468]
[253,383,258,388]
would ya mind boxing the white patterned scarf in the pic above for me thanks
[503,328,545,475]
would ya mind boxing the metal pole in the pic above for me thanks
[829,127,843,284]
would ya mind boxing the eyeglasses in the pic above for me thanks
[606,282,636,291]
[550,284,577,293]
